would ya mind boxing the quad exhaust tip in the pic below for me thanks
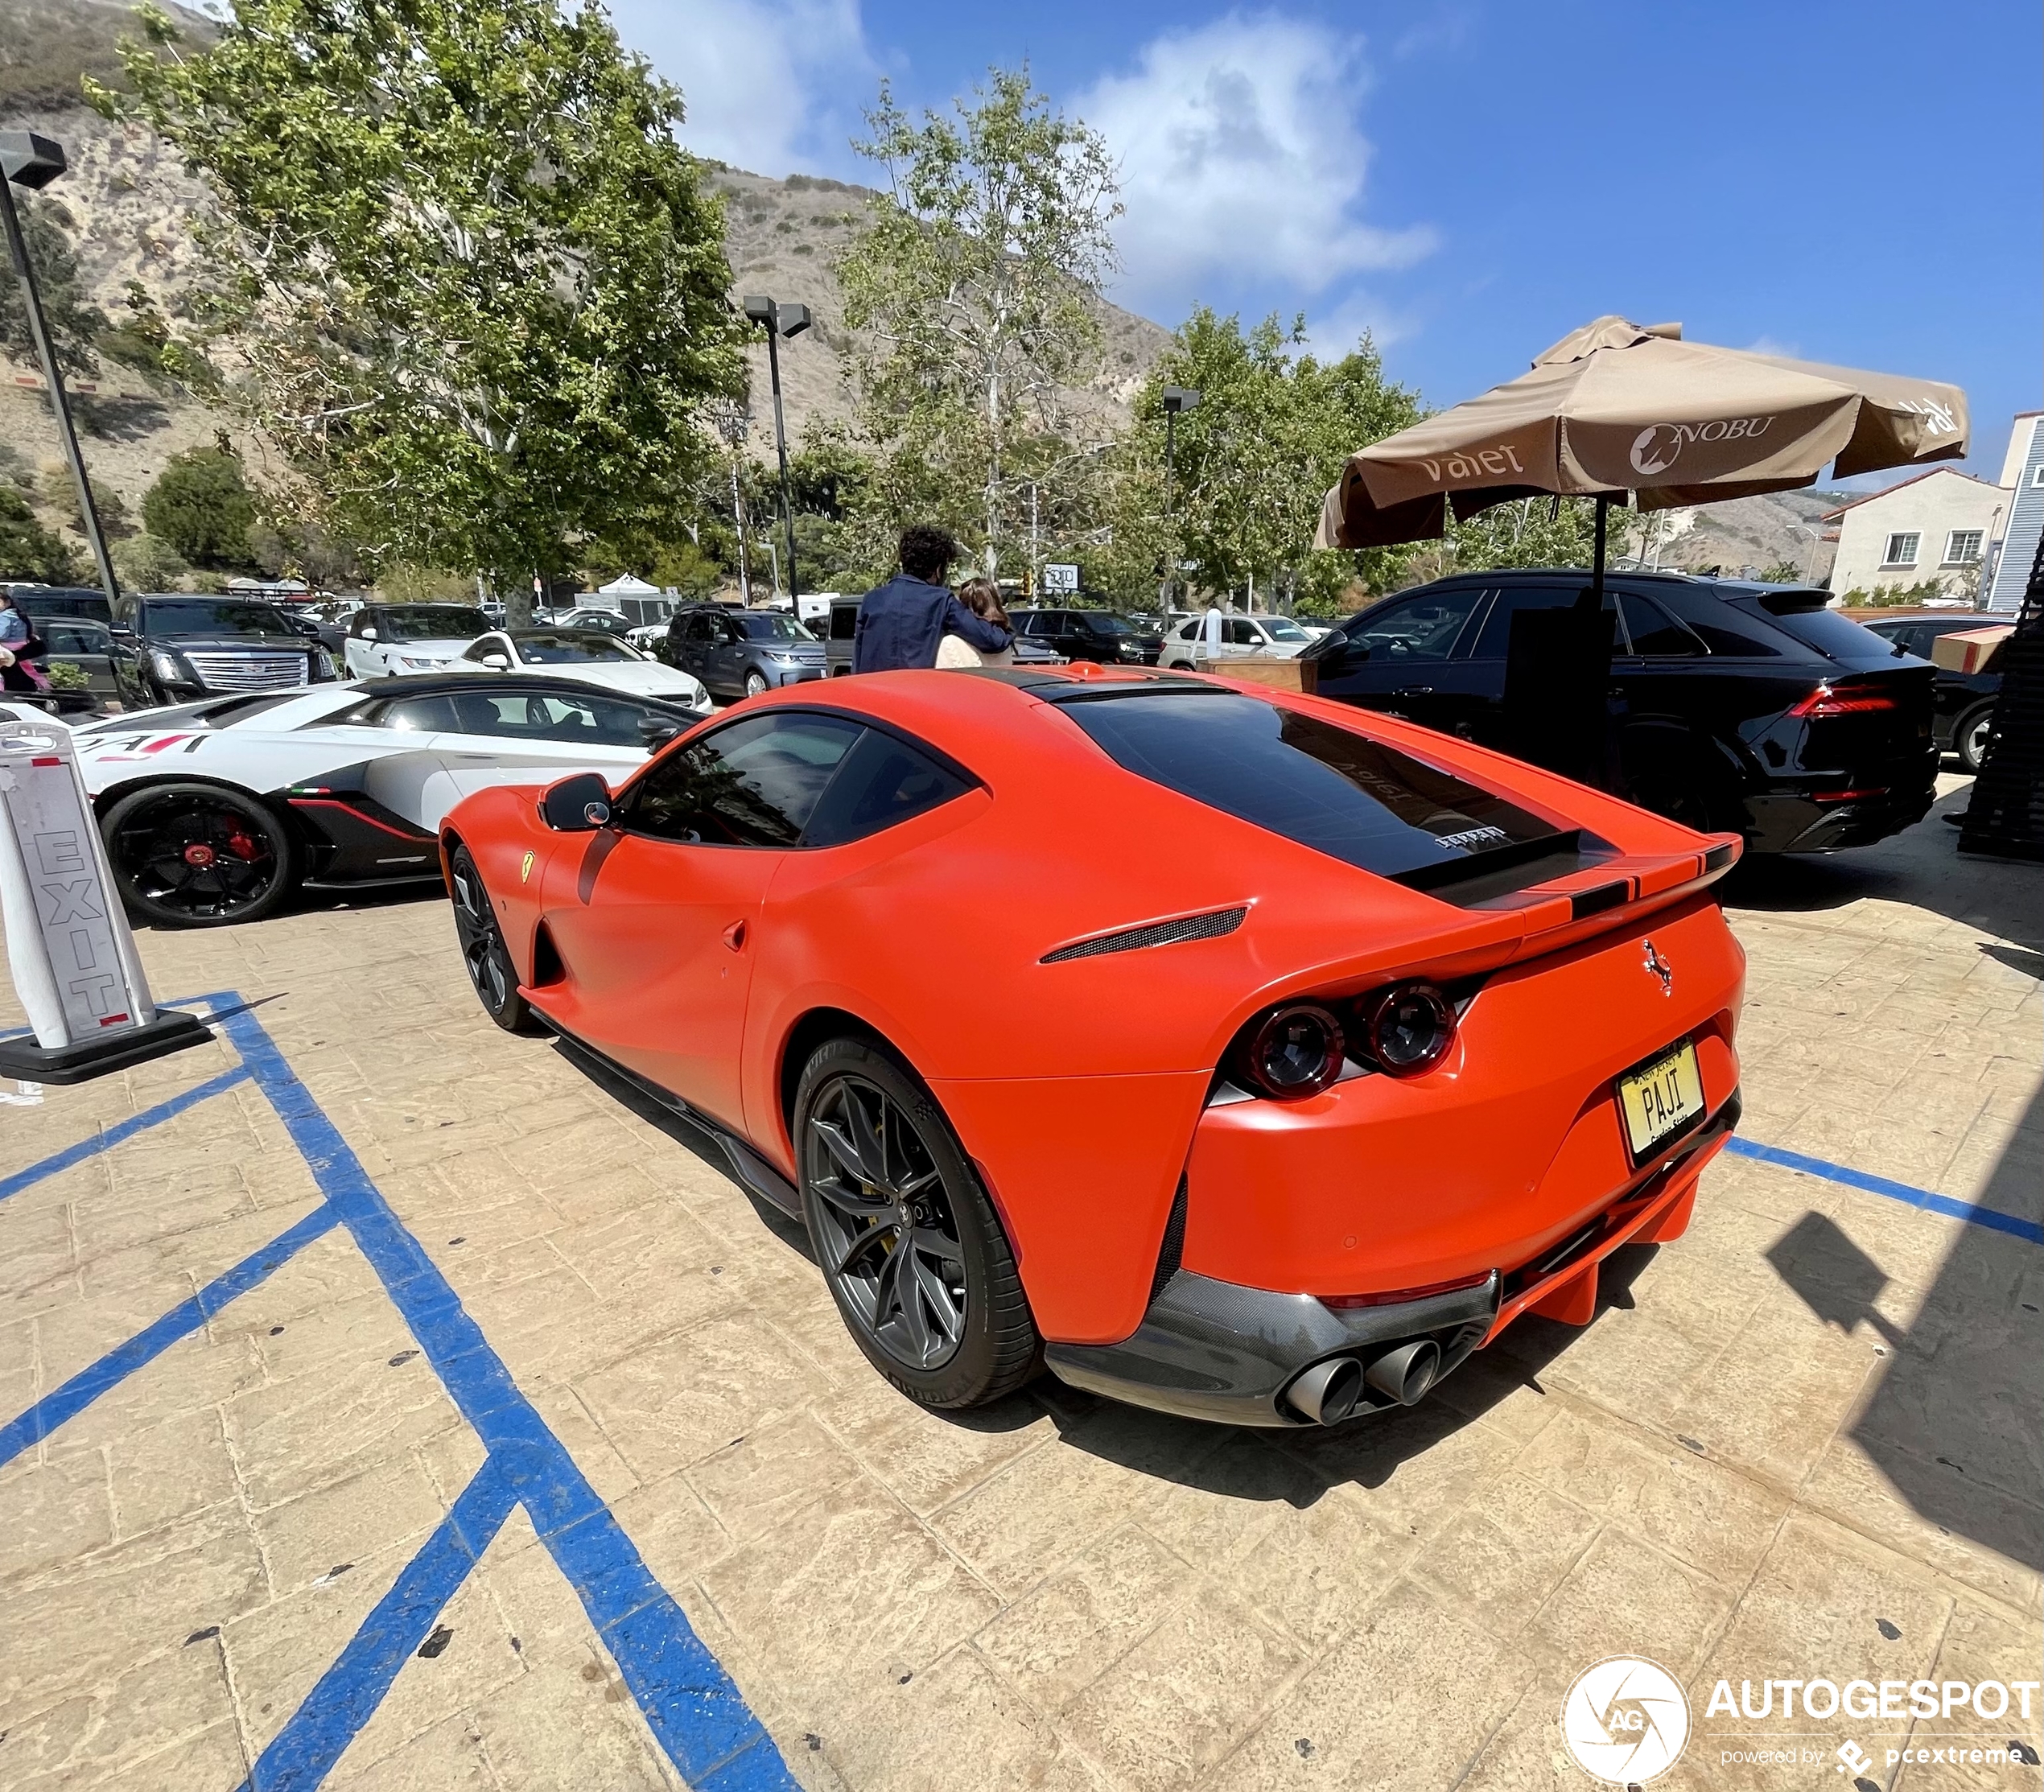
[1285,1338,1444,1425]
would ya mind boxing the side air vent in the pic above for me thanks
[1148,1176,1189,1306]
[1041,906,1247,965]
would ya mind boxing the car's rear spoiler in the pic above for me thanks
[1475,834,1742,962]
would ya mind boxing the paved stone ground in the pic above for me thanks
[1,777,2038,1791]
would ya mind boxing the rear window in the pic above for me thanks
[1058,692,1578,893]
[1742,600,1893,664]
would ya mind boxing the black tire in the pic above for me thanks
[448,846,539,1033]
[744,669,769,698]
[1620,734,1742,835]
[101,781,296,928]
[795,1038,1038,1410]
[1955,705,1995,775]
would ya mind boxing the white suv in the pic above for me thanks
[1157,612,1316,670]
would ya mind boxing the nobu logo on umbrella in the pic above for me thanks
[1630,415,1777,476]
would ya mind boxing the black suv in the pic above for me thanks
[116,595,336,708]
[660,604,826,698]
[1306,570,1937,854]
[1012,608,1162,665]
[1859,613,2004,772]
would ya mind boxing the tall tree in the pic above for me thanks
[837,68,1121,576]
[94,0,744,620]
[0,192,109,377]
[1104,310,1425,614]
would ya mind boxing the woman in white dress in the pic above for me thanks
[935,579,1016,667]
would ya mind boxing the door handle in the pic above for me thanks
[722,919,748,952]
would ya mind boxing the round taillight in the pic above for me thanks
[1365,983,1455,1077]
[1241,1003,1346,1100]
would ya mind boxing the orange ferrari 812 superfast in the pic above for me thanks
[440,665,1745,1427]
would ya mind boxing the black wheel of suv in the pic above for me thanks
[795,1038,1038,1409]
[448,846,538,1033]
[1955,705,1995,774]
[101,781,295,928]
[1621,735,1741,835]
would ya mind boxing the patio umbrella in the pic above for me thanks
[1308,316,1968,789]
[1313,315,1970,589]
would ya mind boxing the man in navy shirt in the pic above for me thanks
[852,525,1013,673]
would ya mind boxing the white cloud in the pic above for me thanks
[604,0,876,176]
[1078,13,1436,323]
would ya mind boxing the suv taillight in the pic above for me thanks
[1788,681,1897,719]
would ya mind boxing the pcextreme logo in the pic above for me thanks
[1629,415,1777,476]
[1560,1656,1691,1784]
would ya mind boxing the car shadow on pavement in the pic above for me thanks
[1721,784,2044,950]
[1770,1082,2043,1574]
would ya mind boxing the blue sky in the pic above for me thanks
[611,0,2041,480]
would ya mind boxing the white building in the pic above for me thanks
[1984,411,2043,611]
[1821,467,2006,604]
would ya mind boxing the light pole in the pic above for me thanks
[1160,386,1201,609]
[1790,522,1823,586]
[743,295,809,604]
[1,131,119,606]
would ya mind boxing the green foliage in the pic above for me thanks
[1427,492,1634,583]
[96,0,744,618]
[113,530,189,593]
[1837,580,1951,608]
[0,192,109,377]
[1099,309,1425,615]
[0,487,82,583]
[38,463,134,542]
[142,447,256,568]
[1758,559,1803,584]
[838,67,1121,574]
[375,562,473,604]
[43,659,92,690]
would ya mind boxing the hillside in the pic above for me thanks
[1,0,1836,592]
[0,0,1173,562]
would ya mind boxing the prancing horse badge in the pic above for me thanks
[520,850,536,884]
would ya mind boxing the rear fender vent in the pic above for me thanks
[1041,905,1247,965]
[1148,1176,1189,1307]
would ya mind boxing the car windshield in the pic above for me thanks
[736,612,817,642]
[145,599,295,636]
[1086,614,1135,635]
[509,632,638,663]
[1259,617,1311,642]
[382,606,489,640]
[1061,692,1570,888]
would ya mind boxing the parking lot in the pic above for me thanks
[1,775,2038,1791]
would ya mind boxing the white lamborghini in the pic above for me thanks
[2,673,702,927]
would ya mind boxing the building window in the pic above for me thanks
[1881,532,1921,568]
[1943,529,1984,566]
[2033,463,2044,487]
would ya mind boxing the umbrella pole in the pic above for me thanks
[1592,494,1608,602]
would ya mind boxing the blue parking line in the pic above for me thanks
[0,1063,251,1204]
[241,1456,519,1792]
[0,1202,339,1468]
[214,1003,795,1790]
[1724,1135,2044,1246]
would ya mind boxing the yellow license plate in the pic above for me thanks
[1617,1039,1705,1161]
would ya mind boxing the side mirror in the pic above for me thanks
[110,624,135,639]
[637,714,683,750]
[359,626,377,641]
[480,653,511,669]
[540,770,612,831]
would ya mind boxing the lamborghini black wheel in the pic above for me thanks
[101,782,295,928]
